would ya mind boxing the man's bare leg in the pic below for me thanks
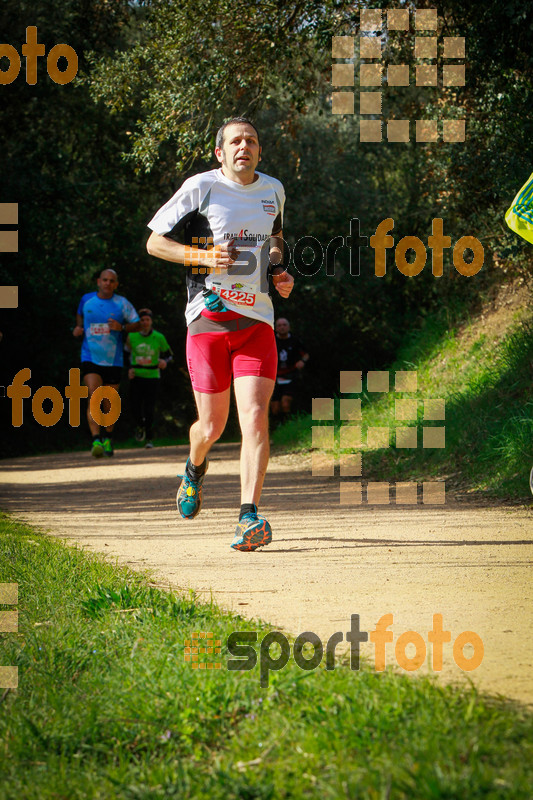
[233,375,275,505]
[280,393,293,415]
[177,387,231,519]
[102,383,120,436]
[270,398,280,416]
[189,387,231,465]
[83,373,104,437]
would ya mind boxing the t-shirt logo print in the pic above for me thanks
[262,200,276,216]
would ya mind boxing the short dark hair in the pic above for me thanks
[98,268,118,280]
[215,117,260,149]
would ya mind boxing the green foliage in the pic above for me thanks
[87,0,339,173]
[274,300,533,500]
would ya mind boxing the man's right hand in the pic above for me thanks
[201,239,238,272]
[73,326,84,337]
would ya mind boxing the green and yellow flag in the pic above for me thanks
[505,172,533,244]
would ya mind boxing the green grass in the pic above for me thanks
[1,515,533,798]
[273,305,533,501]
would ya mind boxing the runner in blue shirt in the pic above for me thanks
[73,269,140,457]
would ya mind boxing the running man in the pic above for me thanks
[126,308,173,448]
[73,269,140,457]
[146,117,294,550]
[270,317,309,425]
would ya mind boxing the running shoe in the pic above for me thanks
[91,438,104,458]
[135,426,145,442]
[530,466,533,496]
[145,441,154,449]
[231,511,272,552]
[102,437,114,457]
[176,458,208,519]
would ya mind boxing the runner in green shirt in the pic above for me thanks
[126,308,173,447]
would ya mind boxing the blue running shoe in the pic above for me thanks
[231,511,272,552]
[176,458,208,519]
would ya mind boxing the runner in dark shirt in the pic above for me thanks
[270,317,309,425]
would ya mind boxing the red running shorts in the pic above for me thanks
[186,317,277,394]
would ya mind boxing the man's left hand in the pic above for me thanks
[108,318,123,331]
[158,359,167,369]
[273,270,294,298]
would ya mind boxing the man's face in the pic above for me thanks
[215,123,261,184]
[140,315,152,332]
[275,318,290,337]
[97,270,118,297]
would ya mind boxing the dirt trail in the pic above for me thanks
[1,444,532,704]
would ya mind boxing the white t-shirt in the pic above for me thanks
[147,168,285,326]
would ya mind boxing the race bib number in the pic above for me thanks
[89,323,110,335]
[136,356,153,366]
[218,288,255,307]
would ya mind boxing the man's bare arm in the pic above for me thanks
[270,230,294,298]
[270,230,284,267]
[146,231,237,270]
[107,319,141,333]
[146,231,189,263]
[73,313,84,337]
